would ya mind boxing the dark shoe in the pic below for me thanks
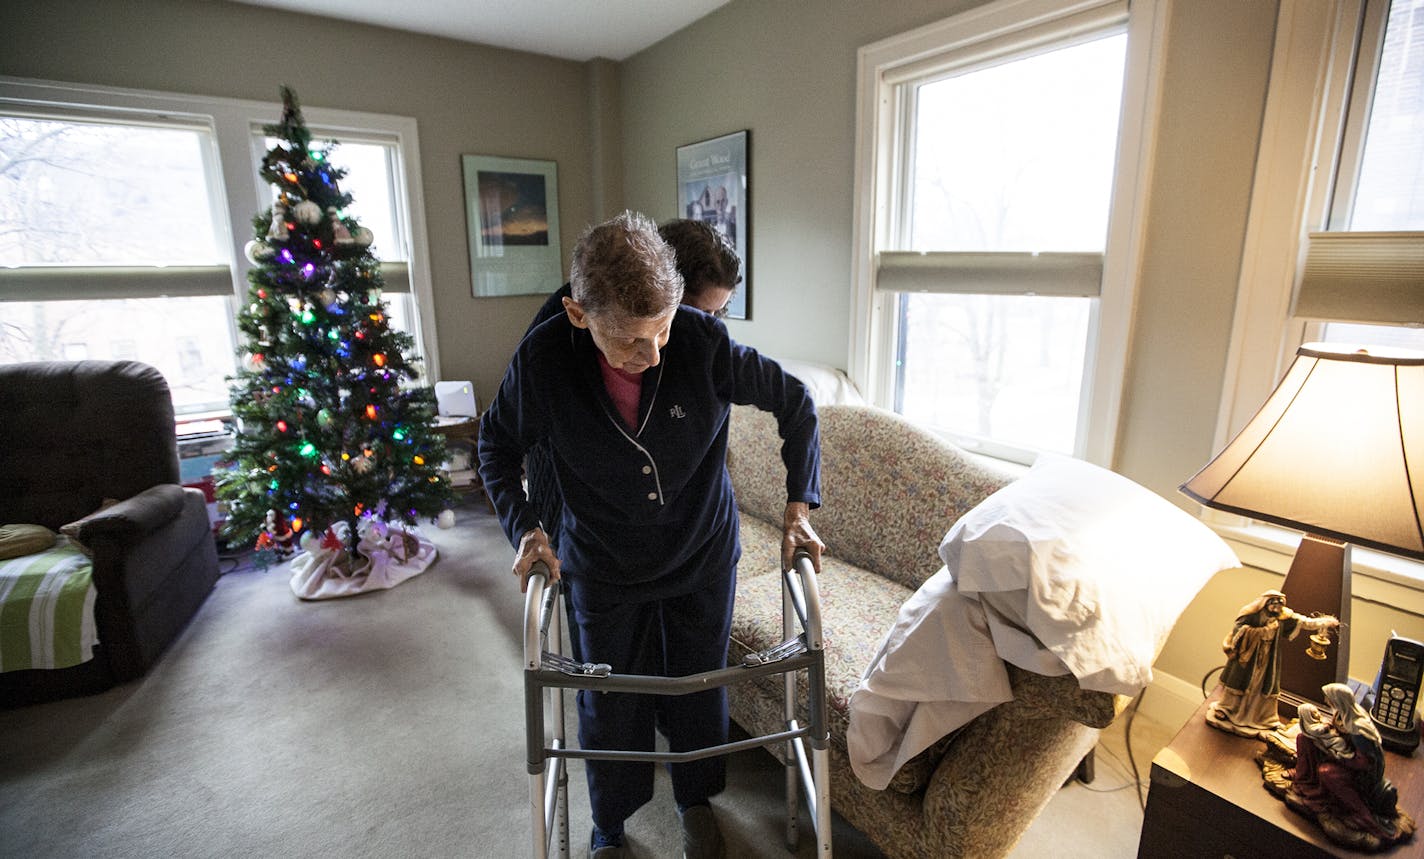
[588,830,631,859]
[680,804,725,859]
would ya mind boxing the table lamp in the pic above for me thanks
[1180,343,1424,713]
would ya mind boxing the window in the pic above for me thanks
[1309,0,1424,350]
[256,130,426,378]
[0,113,237,411]
[0,78,439,414]
[1218,0,1424,591]
[851,0,1165,465]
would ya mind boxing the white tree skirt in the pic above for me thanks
[288,518,437,600]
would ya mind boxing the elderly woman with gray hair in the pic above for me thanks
[478,211,823,859]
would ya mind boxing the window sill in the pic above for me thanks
[1210,519,1424,616]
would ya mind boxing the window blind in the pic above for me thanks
[875,250,1103,296]
[1293,231,1424,324]
[0,265,232,301]
[0,261,409,299]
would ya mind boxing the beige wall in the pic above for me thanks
[619,0,980,369]
[617,0,1424,701]
[0,0,598,402]
[7,0,1422,706]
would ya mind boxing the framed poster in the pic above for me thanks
[676,130,749,320]
[461,154,562,297]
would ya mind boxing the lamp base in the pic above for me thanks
[1277,533,1351,717]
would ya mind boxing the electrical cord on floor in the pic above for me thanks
[1201,663,1225,698]
[1079,665,1230,815]
[1122,688,1146,813]
[1075,687,1147,814]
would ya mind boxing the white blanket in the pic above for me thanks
[847,566,1013,790]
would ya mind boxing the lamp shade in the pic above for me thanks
[1181,344,1424,561]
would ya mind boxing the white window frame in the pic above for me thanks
[1211,0,1424,599]
[849,0,1167,466]
[0,76,441,381]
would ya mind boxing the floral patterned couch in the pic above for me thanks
[726,403,1119,858]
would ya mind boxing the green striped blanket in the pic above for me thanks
[0,537,97,672]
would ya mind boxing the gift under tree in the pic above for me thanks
[217,87,454,599]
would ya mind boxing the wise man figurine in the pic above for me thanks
[1206,589,1339,738]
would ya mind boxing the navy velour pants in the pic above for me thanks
[564,568,736,830]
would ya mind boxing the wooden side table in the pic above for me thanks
[1139,690,1424,858]
[433,415,493,513]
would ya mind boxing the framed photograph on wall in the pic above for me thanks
[676,130,749,320]
[461,154,562,297]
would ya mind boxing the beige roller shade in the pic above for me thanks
[1293,231,1424,324]
[875,250,1103,297]
[0,261,409,299]
[0,265,232,301]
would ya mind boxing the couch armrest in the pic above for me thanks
[882,665,1117,796]
[1005,664,1117,729]
[918,681,1109,857]
[70,484,186,545]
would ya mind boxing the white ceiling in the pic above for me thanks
[228,0,732,62]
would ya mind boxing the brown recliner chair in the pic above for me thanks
[0,360,220,706]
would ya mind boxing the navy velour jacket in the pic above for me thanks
[478,306,821,598]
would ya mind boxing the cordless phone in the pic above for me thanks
[1369,635,1424,755]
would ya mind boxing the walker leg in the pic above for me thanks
[531,771,547,859]
[814,745,831,857]
[782,584,800,852]
[552,604,570,858]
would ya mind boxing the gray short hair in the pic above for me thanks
[570,211,684,319]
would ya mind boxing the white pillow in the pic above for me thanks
[938,453,1239,695]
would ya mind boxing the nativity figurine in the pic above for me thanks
[1206,589,1339,738]
[1257,682,1415,851]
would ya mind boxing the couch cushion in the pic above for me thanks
[730,513,914,752]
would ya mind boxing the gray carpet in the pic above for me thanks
[0,497,887,858]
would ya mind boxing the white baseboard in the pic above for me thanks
[1137,669,1205,732]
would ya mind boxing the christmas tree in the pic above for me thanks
[217,87,453,575]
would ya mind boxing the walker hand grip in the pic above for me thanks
[786,549,824,652]
[523,561,554,671]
